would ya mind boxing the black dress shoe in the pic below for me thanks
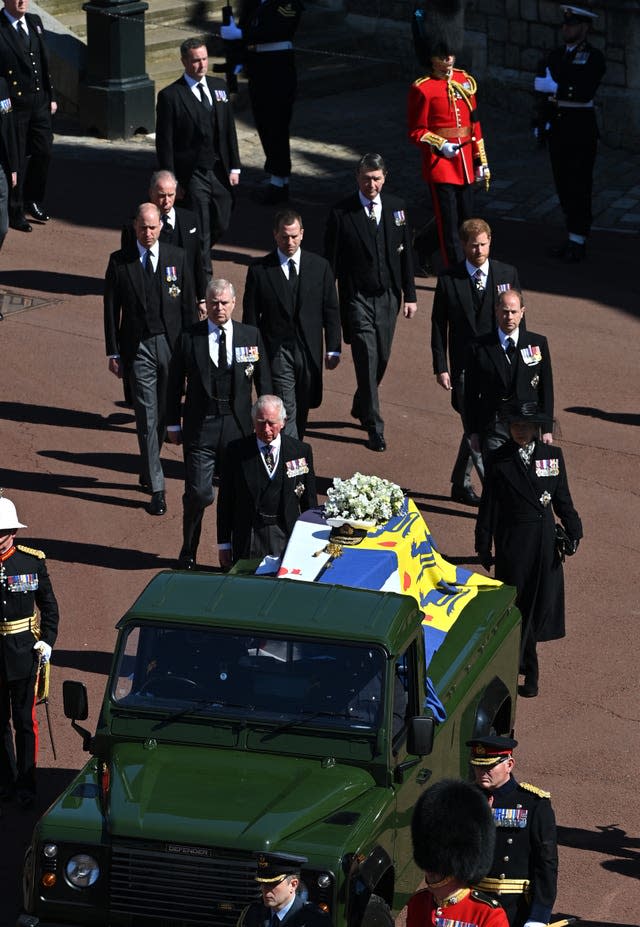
[518,680,539,698]
[563,241,586,264]
[147,491,167,516]
[451,485,481,507]
[366,431,386,452]
[177,555,196,570]
[251,184,289,205]
[27,201,50,221]
[10,216,32,232]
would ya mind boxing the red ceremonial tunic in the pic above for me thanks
[406,886,508,927]
[408,69,483,186]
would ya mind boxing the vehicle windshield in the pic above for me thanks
[112,624,386,732]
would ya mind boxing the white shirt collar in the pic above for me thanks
[277,248,301,269]
[257,434,282,454]
[498,326,520,349]
[271,895,296,921]
[136,240,159,261]
[466,259,490,278]
[358,191,381,209]
[162,207,176,227]
[207,319,232,336]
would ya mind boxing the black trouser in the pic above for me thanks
[348,289,398,434]
[548,109,598,238]
[186,166,233,275]
[450,371,484,489]
[182,412,242,558]
[11,93,53,220]
[270,340,311,440]
[0,662,39,795]
[246,50,297,178]
[430,181,475,267]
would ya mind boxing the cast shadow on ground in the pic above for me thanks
[52,649,113,676]
[0,468,153,511]
[26,537,175,571]
[557,823,640,881]
[0,401,133,433]
[565,406,640,427]
[40,449,184,483]
[0,269,104,296]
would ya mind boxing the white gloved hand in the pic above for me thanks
[534,67,558,94]
[220,16,243,40]
[440,141,460,159]
[523,921,547,927]
[33,641,52,663]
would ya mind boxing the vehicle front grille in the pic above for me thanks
[109,841,259,926]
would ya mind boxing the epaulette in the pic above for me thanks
[470,889,501,908]
[17,545,45,559]
[520,781,551,799]
[413,75,431,86]
[455,70,478,94]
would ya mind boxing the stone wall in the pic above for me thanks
[343,0,640,151]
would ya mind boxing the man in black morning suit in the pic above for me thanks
[155,37,241,279]
[243,208,341,440]
[167,279,272,570]
[122,170,208,312]
[0,0,56,231]
[217,395,317,569]
[431,218,520,505]
[466,289,554,472]
[104,203,197,516]
[324,153,417,452]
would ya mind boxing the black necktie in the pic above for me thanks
[161,213,173,233]
[288,258,298,288]
[473,268,484,294]
[218,327,228,370]
[196,82,212,110]
[145,249,154,278]
[18,20,29,47]
[263,445,275,474]
[367,201,377,222]
[505,336,516,363]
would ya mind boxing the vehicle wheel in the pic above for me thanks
[362,893,394,927]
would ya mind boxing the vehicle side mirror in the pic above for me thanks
[63,680,89,720]
[407,715,435,756]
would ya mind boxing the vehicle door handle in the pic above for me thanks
[416,768,432,785]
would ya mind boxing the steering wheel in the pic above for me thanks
[138,674,205,700]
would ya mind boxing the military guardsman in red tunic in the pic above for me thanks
[409,779,509,927]
[408,1,489,268]
[0,493,59,808]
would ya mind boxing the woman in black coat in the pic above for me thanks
[475,403,582,698]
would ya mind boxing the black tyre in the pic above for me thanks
[361,893,394,927]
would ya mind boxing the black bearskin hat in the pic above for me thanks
[412,0,464,68]
[411,779,495,884]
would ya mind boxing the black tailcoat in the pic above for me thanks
[476,440,582,642]
[155,75,241,188]
[243,249,340,409]
[465,329,554,436]
[166,318,272,441]
[324,191,416,342]
[121,206,207,302]
[431,258,521,385]
[103,243,197,366]
[0,12,55,107]
[217,433,317,558]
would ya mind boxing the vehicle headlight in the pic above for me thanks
[317,873,332,888]
[65,854,100,888]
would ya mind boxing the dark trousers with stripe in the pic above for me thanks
[0,662,39,795]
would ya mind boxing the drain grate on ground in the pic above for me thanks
[0,289,61,319]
